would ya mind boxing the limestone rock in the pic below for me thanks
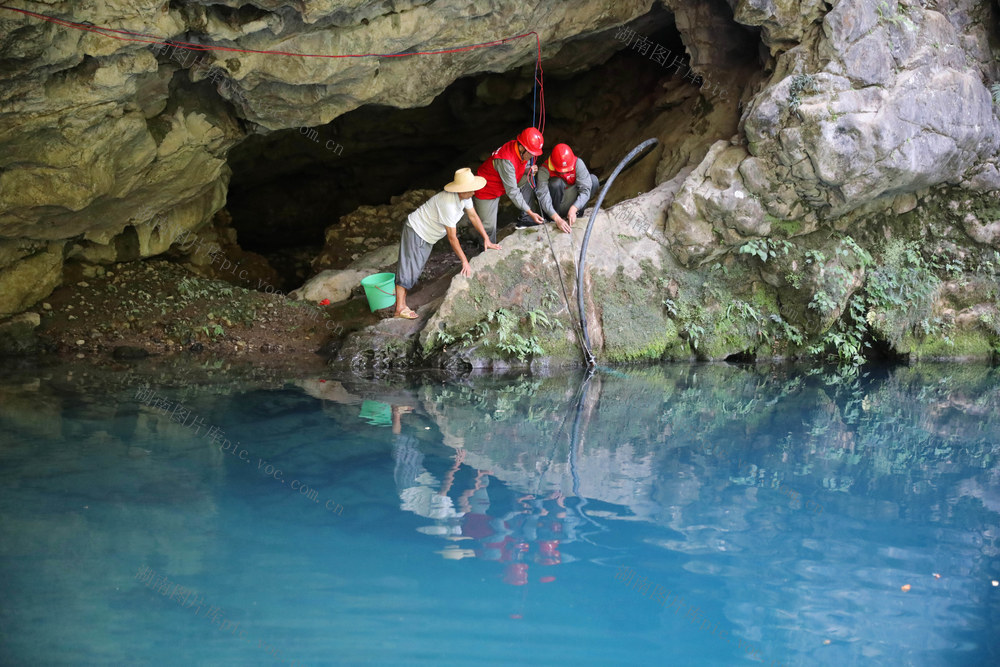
[961,210,1000,248]
[0,312,42,356]
[756,233,867,334]
[293,269,369,305]
[413,178,700,365]
[164,210,284,292]
[730,0,829,53]
[291,243,400,304]
[899,279,1000,361]
[0,246,64,319]
[668,0,1000,265]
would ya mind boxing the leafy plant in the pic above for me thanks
[863,239,941,347]
[809,290,838,314]
[486,309,545,360]
[739,238,793,263]
[442,309,549,361]
[527,308,561,331]
[804,249,826,266]
[727,300,764,328]
[837,236,872,267]
[200,323,225,340]
[769,313,804,346]
[684,322,706,351]
[992,83,1000,105]
[435,328,456,346]
[809,295,868,364]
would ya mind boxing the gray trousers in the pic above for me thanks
[466,178,535,243]
[547,174,600,218]
[396,223,433,289]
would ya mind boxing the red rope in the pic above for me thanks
[0,3,541,61]
[1,2,549,178]
[534,34,545,136]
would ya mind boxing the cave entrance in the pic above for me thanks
[224,3,757,287]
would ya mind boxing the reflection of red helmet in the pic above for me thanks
[548,144,576,173]
[517,127,544,156]
[537,540,561,565]
[504,562,529,586]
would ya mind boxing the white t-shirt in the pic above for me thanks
[406,191,473,244]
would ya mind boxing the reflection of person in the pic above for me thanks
[466,491,578,585]
[393,437,466,522]
[534,143,600,233]
[391,405,412,435]
[389,437,580,585]
[394,168,500,319]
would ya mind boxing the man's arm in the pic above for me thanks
[572,159,594,207]
[445,225,472,278]
[465,205,501,251]
[496,159,545,224]
[534,168,558,219]
[536,168,570,232]
[567,159,595,226]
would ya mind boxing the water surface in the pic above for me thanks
[1,363,998,666]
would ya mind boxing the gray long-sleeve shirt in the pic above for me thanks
[534,158,593,218]
[494,158,532,212]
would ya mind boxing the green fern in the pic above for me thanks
[991,83,1000,105]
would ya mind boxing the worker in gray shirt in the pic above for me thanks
[472,128,547,242]
[533,143,600,234]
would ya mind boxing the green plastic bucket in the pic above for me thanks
[359,400,392,426]
[360,272,396,311]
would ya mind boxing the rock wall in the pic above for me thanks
[667,0,1000,264]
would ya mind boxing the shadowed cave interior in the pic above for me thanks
[221,5,761,287]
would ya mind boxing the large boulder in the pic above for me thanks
[293,244,398,305]
[0,312,42,356]
[0,245,64,319]
[666,0,1000,264]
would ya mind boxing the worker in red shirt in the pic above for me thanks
[471,127,547,242]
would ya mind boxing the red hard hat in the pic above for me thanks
[548,144,576,173]
[517,127,544,156]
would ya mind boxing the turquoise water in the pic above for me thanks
[1,363,998,666]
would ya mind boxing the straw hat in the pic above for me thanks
[444,167,487,193]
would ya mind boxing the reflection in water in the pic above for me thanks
[372,365,1000,663]
[1,363,999,665]
[390,374,607,589]
[393,432,583,582]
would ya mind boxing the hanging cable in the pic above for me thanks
[575,139,659,367]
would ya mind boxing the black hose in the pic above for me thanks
[575,138,659,366]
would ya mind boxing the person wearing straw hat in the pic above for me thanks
[534,143,600,234]
[394,168,501,319]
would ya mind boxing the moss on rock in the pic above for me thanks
[591,266,679,362]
